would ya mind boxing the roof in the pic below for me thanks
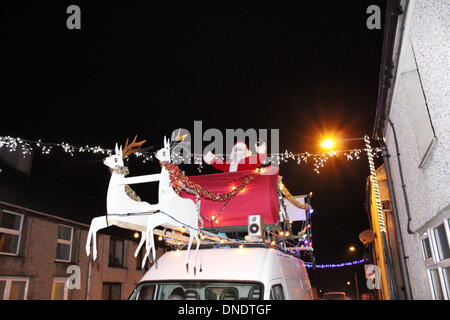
[373,0,403,138]
[140,247,306,283]
[0,160,103,225]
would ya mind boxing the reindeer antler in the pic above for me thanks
[122,135,147,158]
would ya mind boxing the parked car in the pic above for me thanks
[129,247,313,300]
[322,292,348,300]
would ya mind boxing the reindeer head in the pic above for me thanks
[155,136,172,162]
[104,136,146,170]
[104,143,125,169]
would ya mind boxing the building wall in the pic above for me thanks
[385,0,450,299]
[368,171,392,299]
[0,207,162,300]
[368,166,406,300]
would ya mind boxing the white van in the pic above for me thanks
[129,246,313,300]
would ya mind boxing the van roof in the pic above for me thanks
[139,247,305,283]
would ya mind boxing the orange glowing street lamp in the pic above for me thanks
[320,136,365,151]
[320,138,335,150]
[348,245,356,253]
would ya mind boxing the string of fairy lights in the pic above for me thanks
[305,258,368,269]
[0,135,382,173]
[1,134,378,268]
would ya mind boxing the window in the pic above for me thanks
[136,247,150,271]
[109,238,124,268]
[51,278,68,300]
[422,237,433,260]
[0,210,24,255]
[400,39,436,168]
[129,281,263,300]
[102,282,121,300]
[0,277,29,300]
[443,267,450,298]
[421,216,450,300]
[381,200,392,211]
[433,224,450,261]
[269,284,285,300]
[55,225,73,262]
[429,269,444,300]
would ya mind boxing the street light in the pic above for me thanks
[320,136,365,151]
[320,138,335,150]
[348,245,356,253]
[346,281,351,286]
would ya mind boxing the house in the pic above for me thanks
[373,0,450,299]
[0,151,164,300]
[365,164,407,300]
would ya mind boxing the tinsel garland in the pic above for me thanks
[160,161,256,201]
[125,185,141,201]
[278,178,311,210]
[112,165,141,201]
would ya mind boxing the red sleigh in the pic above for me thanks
[179,168,280,232]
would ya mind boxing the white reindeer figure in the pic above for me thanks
[139,137,201,274]
[86,137,161,261]
[86,136,201,274]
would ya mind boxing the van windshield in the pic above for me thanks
[129,281,263,300]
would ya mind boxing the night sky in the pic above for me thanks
[1,2,386,296]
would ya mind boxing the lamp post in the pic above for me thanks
[319,137,365,150]
[320,136,399,299]
[348,245,360,300]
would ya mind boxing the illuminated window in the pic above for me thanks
[0,210,24,255]
[51,278,68,300]
[381,200,392,211]
[0,277,29,300]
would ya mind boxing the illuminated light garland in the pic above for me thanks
[305,259,368,269]
[0,135,382,173]
[364,135,386,233]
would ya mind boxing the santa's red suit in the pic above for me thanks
[203,141,267,172]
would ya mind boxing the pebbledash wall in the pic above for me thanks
[378,0,450,299]
[0,201,163,300]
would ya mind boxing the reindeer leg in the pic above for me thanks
[185,230,194,273]
[142,245,151,270]
[86,216,108,261]
[134,231,146,258]
[193,231,201,276]
[144,219,158,269]
[150,228,157,266]
[143,222,153,269]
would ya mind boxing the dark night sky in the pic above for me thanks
[1,1,386,295]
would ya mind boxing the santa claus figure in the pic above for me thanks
[203,141,267,172]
